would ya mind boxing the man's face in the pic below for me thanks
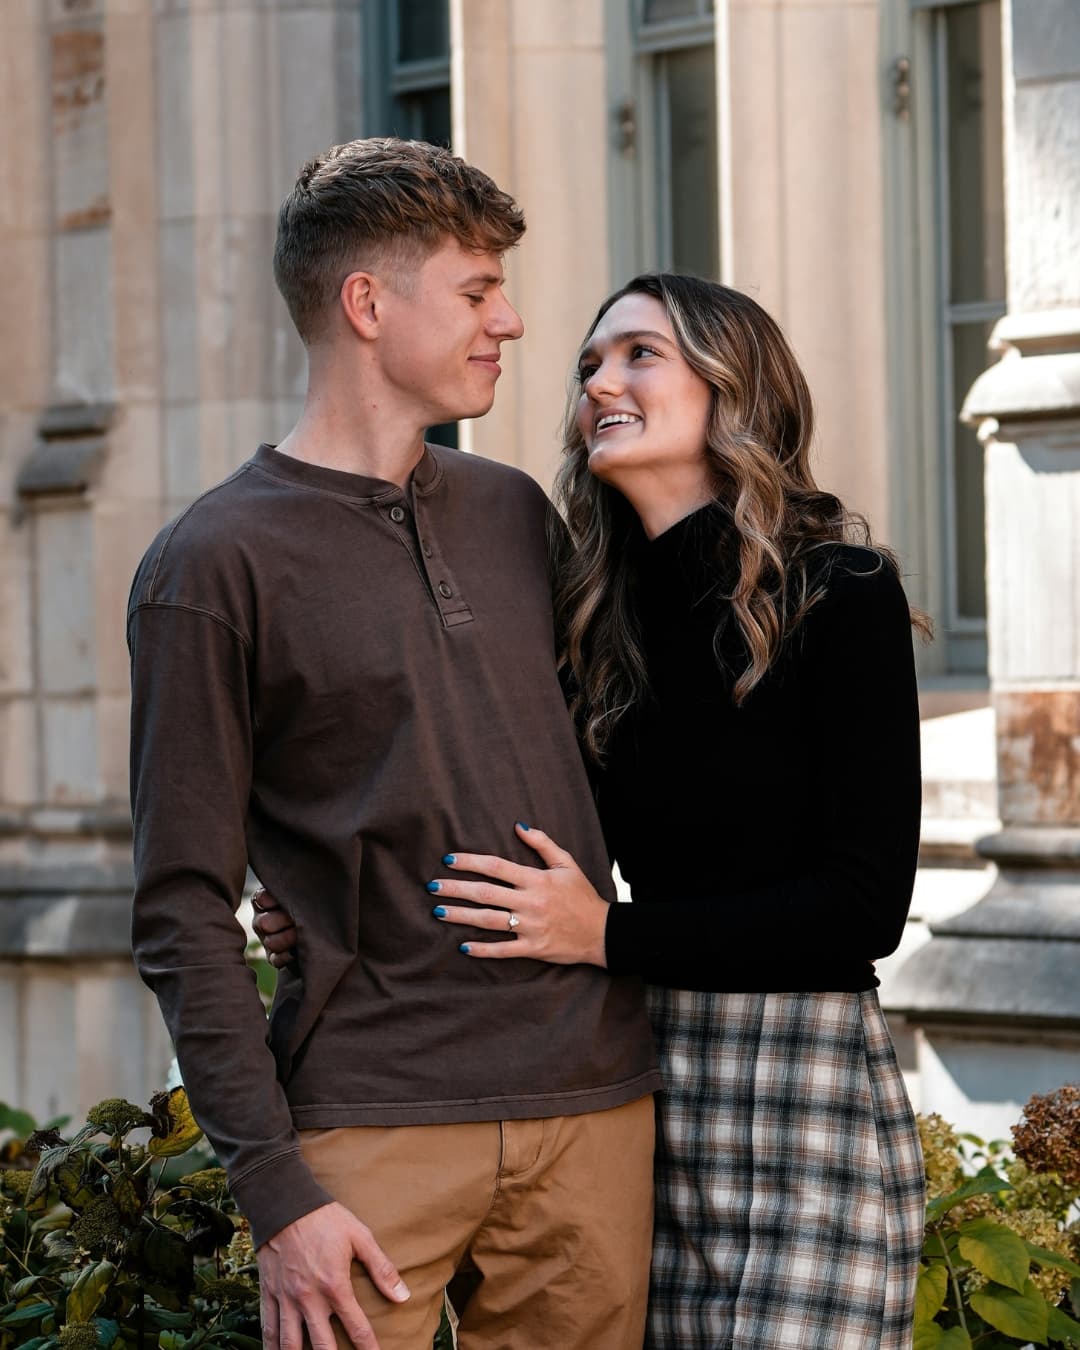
[374,238,525,427]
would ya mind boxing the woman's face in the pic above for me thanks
[575,293,713,488]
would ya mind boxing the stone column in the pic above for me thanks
[0,0,366,1124]
[451,0,610,487]
[890,0,1080,1137]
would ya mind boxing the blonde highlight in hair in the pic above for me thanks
[551,274,930,761]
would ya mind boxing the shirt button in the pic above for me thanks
[389,505,406,523]
[421,541,433,557]
[438,582,453,599]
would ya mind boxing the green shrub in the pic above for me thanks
[915,1085,1080,1348]
[1,1088,258,1349]
[1,1091,455,1349]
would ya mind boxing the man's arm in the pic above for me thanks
[129,602,407,1347]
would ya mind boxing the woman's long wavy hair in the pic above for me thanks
[551,274,930,762]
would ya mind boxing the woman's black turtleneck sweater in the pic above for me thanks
[598,507,922,993]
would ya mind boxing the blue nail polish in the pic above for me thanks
[426,881,440,893]
[516,821,530,831]
[432,905,447,918]
[442,854,457,866]
[459,943,471,955]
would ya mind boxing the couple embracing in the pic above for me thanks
[128,137,925,1350]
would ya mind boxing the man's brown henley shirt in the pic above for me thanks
[128,443,659,1247]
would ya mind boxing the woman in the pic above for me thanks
[258,275,927,1349]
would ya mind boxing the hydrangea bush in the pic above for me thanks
[9,1083,1075,1348]
[0,1091,454,1349]
[916,1085,1080,1348]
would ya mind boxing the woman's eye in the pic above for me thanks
[577,364,598,383]
[631,344,658,360]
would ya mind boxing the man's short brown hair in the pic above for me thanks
[273,137,526,343]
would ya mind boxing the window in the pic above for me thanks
[366,0,452,147]
[608,0,721,283]
[914,0,1005,673]
[638,0,719,279]
[365,1,456,446]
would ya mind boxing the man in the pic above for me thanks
[128,138,659,1350]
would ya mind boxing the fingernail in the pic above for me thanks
[426,881,440,893]
[516,821,530,831]
[432,905,447,918]
[459,943,470,954]
[392,1279,410,1302]
[442,853,457,866]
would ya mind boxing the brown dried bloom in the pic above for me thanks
[1012,1084,1080,1187]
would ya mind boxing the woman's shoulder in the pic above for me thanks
[794,544,913,655]
[807,543,907,604]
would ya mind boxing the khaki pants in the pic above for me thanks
[299,1095,655,1350]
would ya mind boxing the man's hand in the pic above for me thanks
[251,888,298,968]
[258,1201,409,1350]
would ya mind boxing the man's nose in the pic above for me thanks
[489,294,525,341]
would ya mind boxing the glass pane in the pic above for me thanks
[951,321,996,621]
[644,0,699,20]
[426,422,459,449]
[397,0,450,63]
[945,1,1005,304]
[665,44,719,279]
[389,88,452,148]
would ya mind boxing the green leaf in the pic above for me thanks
[916,1263,950,1323]
[0,1302,53,1328]
[11,1278,42,1299]
[67,1262,117,1323]
[958,1218,1032,1293]
[926,1168,1013,1222]
[1047,1302,1080,1346]
[1025,1241,1080,1279]
[913,1324,943,1350]
[157,1334,187,1350]
[0,1104,38,1138]
[93,1317,120,1349]
[939,1329,972,1350]
[969,1279,1049,1344]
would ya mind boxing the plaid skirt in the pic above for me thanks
[645,987,925,1350]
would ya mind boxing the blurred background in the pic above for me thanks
[1,0,1078,1138]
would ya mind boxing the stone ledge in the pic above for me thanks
[888,935,1080,1027]
[0,894,133,959]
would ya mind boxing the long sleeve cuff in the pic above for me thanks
[230,1149,336,1249]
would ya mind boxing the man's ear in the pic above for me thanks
[340,271,381,340]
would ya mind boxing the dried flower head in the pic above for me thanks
[917,1113,965,1201]
[0,1167,33,1203]
[69,1195,123,1251]
[179,1168,228,1203]
[226,1217,255,1272]
[200,1276,258,1306]
[58,1324,99,1350]
[1012,1084,1080,1187]
[87,1098,151,1138]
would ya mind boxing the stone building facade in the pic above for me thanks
[0,0,1076,1129]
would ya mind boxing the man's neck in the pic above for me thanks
[277,381,428,490]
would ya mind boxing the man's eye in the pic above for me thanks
[466,294,484,305]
